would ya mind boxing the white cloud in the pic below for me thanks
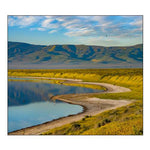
[8,16,42,27]
[130,19,142,26]
[62,19,79,27]
[19,16,37,26]
[62,16,114,37]
[41,18,54,27]
[37,27,46,31]
[49,30,57,34]
[8,17,16,26]
[41,17,60,29]
[30,27,46,31]
[65,27,95,37]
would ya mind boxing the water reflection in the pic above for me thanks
[8,78,102,132]
[8,80,101,106]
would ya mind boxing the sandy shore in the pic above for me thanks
[9,77,132,135]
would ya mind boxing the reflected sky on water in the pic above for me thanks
[8,78,102,132]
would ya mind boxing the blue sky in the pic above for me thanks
[8,15,143,46]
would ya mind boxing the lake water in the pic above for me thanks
[8,78,102,132]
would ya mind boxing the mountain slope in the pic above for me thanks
[8,42,143,68]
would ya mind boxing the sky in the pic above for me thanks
[8,15,143,46]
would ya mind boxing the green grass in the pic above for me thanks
[42,101,143,135]
[8,68,143,135]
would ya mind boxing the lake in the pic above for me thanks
[8,78,103,132]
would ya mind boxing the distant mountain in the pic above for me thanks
[8,41,143,69]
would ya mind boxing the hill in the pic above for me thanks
[8,42,143,69]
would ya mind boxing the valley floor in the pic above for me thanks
[8,68,143,135]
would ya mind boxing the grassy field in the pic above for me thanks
[8,68,143,135]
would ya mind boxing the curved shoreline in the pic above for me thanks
[8,77,133,135]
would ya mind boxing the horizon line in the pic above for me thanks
[8,41,143,47]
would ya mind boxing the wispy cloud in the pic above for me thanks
[30,27,46,31]
[37,27,46,31]
[8,15,143,46]
[65,28,95,37]
[130,19,142,26]
[49,30,57,34]
[41,18,55,28]
[8,16,42,27]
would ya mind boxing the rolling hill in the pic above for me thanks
[8,41,143,69]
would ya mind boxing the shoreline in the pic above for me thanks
[8,76,132,135]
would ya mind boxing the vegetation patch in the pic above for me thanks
[8,68,143,135]
[42,101,143,135]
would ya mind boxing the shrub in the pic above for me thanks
[72,123,81,129]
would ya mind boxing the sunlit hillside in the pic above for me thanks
[8,42,143,69]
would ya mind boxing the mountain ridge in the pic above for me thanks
[8,41,143,69]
